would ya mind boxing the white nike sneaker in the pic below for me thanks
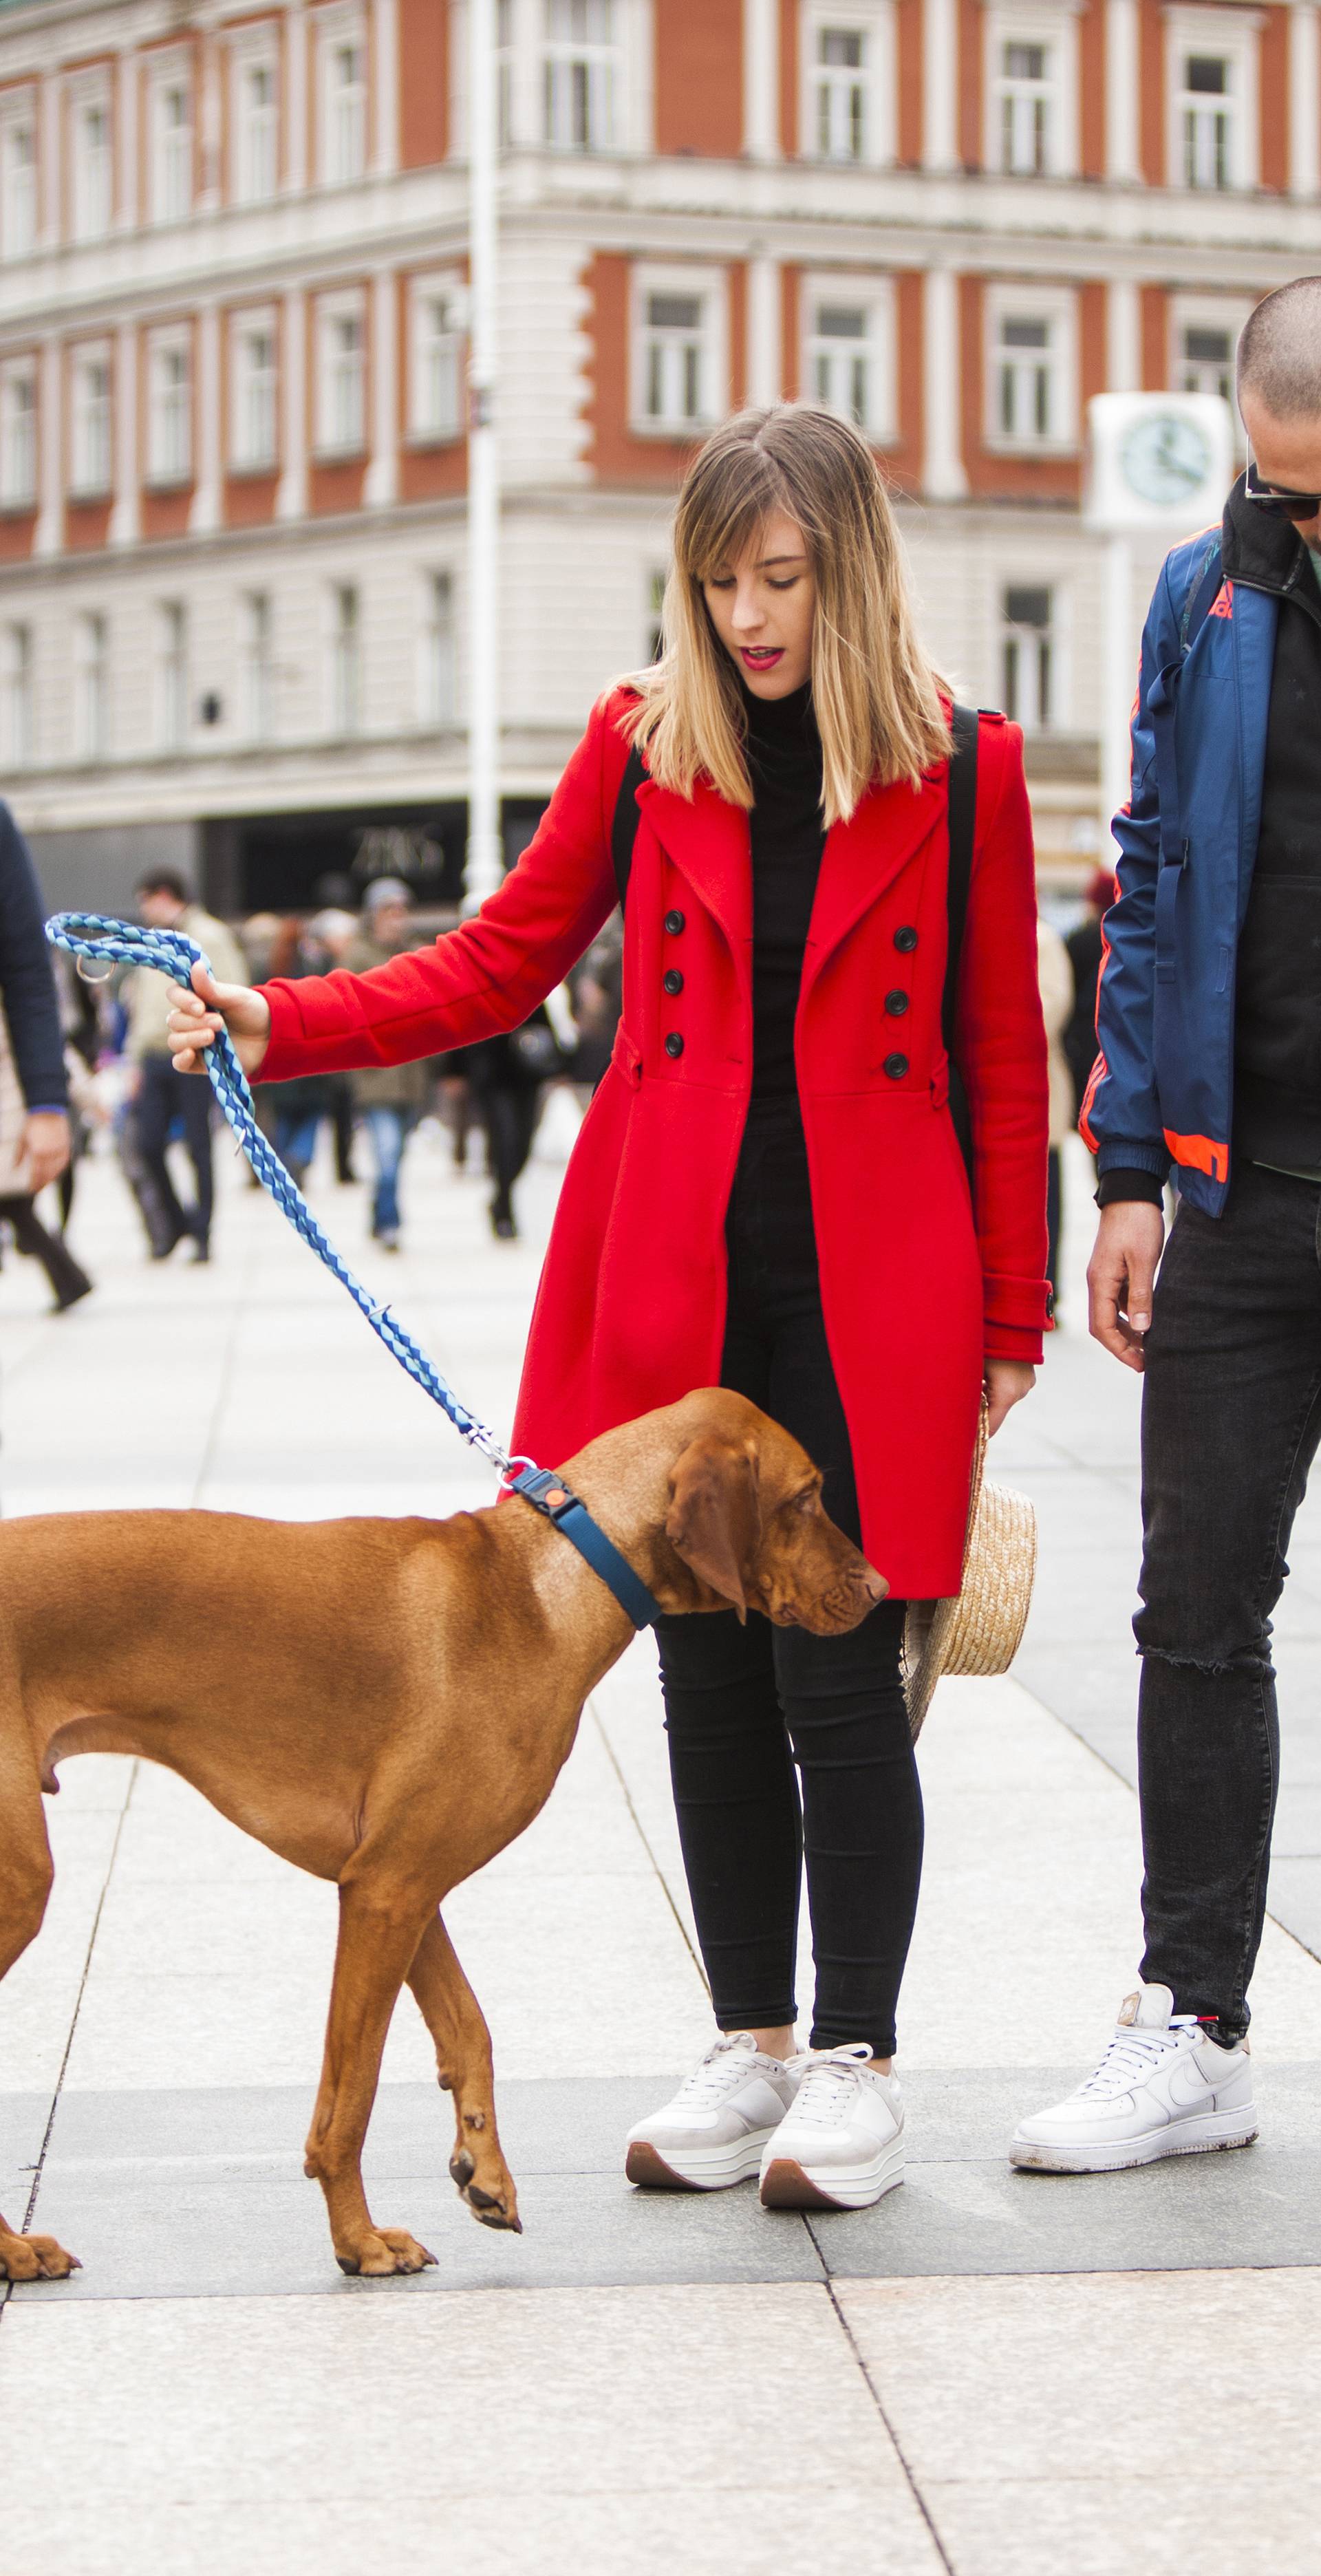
[760,2043,905,2211]
[1010,1980,1258,2174]
[625,2032,802,2190]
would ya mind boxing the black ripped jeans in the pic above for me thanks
[1137,1159,1321,2038]
[655,1108,922,2061]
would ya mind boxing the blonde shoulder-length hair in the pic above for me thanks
[616,405,951,829]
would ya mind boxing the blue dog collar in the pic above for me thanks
[508,1466,663,1631]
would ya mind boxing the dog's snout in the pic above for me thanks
[860,1560,888,1604]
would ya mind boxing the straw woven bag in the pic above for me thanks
[901,1399,1038,1739]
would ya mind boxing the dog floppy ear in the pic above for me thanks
[665,1437,762,1622]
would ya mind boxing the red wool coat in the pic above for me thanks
[260,691,1049,1598]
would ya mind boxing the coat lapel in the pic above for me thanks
[802,770,945,997]
[636,775,752,956]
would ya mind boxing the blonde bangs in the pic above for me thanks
[614,405,952,826]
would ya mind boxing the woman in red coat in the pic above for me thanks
[170,407,1049,2214]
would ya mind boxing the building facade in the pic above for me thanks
[0,0,1318,910]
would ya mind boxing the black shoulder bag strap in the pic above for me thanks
[611,742,649,908]
[943,703,979,1188]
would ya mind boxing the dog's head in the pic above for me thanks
[663,1395,886,1635]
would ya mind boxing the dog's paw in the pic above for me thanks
[336,2226,437,2277]
[449,2147,522,2233]
[0,2231,81,2282]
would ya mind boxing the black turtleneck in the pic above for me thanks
[743,680,826,1104]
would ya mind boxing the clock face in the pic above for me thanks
[1120,412,1213,507]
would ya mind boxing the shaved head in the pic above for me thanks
[1236,279,1321,422]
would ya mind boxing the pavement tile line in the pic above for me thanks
[815,2261,958,2576]
[586,1693,710,1997]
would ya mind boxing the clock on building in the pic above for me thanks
[1119,411,1214,508]
[1085,391,1234,533]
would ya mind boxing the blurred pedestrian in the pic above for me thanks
[169,405,1049,2211]
[465,998,572,1240]
[1063,867,1115,1135]
[308,909,360,1183]
[0,804,90,1313]
[1037,916,1074,1302]
[345,881,429,1249]
[125,871,246,1263]
[264,918,336,1190]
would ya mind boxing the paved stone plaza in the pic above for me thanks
[2,1112,1319,2573]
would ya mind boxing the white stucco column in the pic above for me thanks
[277,286,308,520]
[922,0,960,171]
[198,31,223,211]
[1105,0,1141,182]
[743,0,780,159]
[285,2,308,192]
[922,266,967,497]
[34,336,62,557]
[1106,278,1141,391]
[746,254,782,407]
[39,72,61,250]
[365,266,399,505]
[1289,1,1320,196]
[109,321,139,546]
[189,303,222,533]
[373,0,400,173]
[116,50,138,228]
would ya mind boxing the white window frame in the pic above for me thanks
[230,308,279,471]
[70,342,113,497]
[149,56,193,224]
[230,36,280,206]
[493,0,652,152]
[1169,293,1250,451]
[1,622,33,769]
[1165,8,1258,193]
[241,590,275,743]
[418,568,457,725]
[799,4,896,169]
[315,288,367,455]
[985,285,1078,453]
[541,0,621,152]
[408,272,464,443]
[74,610,109,761]
[0,94,37,263]
[146,325,193,487]
[0,358,37,509]
[1000,579,1068,731]
[153,600,189,751]
[985,4,1080,179]
[327,581,363,735]
[318,5,368,185]
[801,272,896,443]
[70,79,114,243]
[630,264,728,438]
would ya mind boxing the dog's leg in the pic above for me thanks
[303,1876,440,2277]
[407,1911,521,2233]
[0,1770,79,2282]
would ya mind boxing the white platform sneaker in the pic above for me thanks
[1010,1980,1258,2174]
[625,2032,803,2190]
[760,2043,905,2211]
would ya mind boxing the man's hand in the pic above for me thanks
[167,963,271,1079]
[985,1359,1036,1434]
[22,1110,71,1193]
[1088,1200,1165,1369]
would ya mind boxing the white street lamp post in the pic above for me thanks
[465,0,502,910]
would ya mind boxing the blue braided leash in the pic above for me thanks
[45,911,663,1630]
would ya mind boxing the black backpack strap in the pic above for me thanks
[943,704,979,1184]
[610,742,648,909]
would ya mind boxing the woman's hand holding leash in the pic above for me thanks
[168,963,271,1080]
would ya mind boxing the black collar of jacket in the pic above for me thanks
[1221,469,1320,625]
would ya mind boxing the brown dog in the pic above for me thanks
[0,1387,883,2282]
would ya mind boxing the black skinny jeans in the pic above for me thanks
[1137,1159,1321,2039]
[135,1055,215,1247]
[655,1109,922,2060]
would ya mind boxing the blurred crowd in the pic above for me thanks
[0,841,625,1315]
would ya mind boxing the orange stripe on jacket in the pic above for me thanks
[1076,912,1115,1152]
[1163,1128,1228,1183]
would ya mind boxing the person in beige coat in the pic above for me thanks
[1038,916,1075,1305]
[125,870,247,1264]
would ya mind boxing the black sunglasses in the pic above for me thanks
[1245,453,1321,519]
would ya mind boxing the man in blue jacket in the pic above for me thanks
[1013,277,1321,2173]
